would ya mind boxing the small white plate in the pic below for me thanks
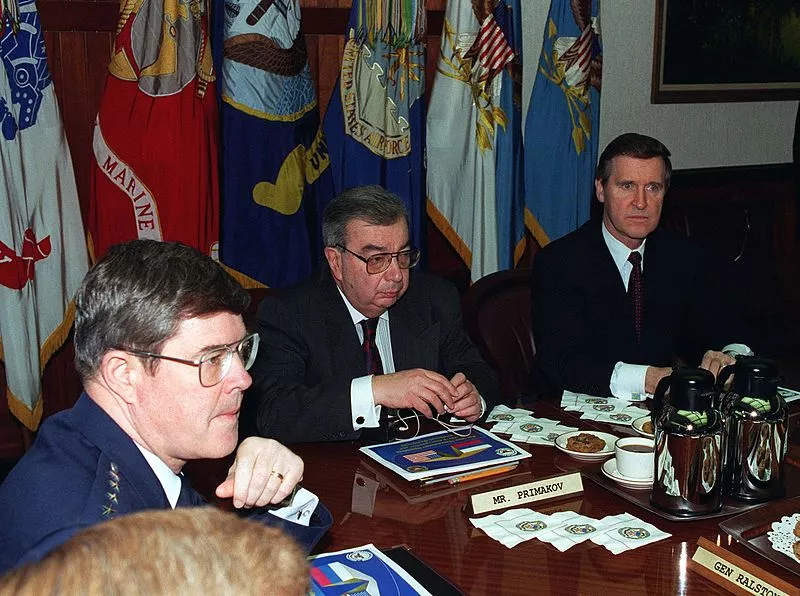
[554,431,617,461]
[632,415,655,438]
[602,458,653,490]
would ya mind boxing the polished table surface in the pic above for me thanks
[187,400,800,595]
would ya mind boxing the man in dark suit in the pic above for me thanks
[245,185,498,443]
[532,133,750,399]
[0,241,330,573]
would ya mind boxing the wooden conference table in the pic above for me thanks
[187,400,800,595]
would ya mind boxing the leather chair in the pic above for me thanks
[462,268,535,402]
[244,287,276,331]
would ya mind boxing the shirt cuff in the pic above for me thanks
[610,362,649,400]
[267,487,318,527]
[722,343,753,357]
[351,375,381,429]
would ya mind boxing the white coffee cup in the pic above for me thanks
[615,437,655,479]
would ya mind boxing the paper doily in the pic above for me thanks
[767,513,800,563]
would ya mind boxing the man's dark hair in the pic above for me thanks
[74,240,250,380]
[595,133,673,189]
[322,185,409,248]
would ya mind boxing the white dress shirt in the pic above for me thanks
[134,441,182,508]
[337,287,395,430]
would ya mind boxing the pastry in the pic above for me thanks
[566,433,606,453]
[642,421,653,435]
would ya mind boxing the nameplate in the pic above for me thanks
[470,472,583,515]
[689,537,797,596]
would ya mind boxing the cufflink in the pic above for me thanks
[356,416,365,425]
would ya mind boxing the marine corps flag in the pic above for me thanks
[89,0,219,260]
[322,0,427,252]
[524,0,602,246]
[427,0,524,282]
[217,0,334,288]
[0,0,88,429]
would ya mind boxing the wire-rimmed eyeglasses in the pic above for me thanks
[336,244,421,275]
[125,333,260,387]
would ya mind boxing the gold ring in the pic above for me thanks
[271,470,284,481]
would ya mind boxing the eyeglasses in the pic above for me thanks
[126,333,260,387]
[336,244,421,275]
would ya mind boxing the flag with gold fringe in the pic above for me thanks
[89,0,220,261]
[0,0,88,429]
[524,0,602,247]
[427,0,524,282]
[322,0,427,252]
[216,0,334,288]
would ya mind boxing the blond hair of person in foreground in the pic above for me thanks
[0,507,309,595]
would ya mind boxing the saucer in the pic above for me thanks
[554,431,617,462]
[632,415,655,438]
[601,458,653,490]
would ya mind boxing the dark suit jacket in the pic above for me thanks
[531,221,739,396]
[0,394,331,572]
[244,270,499,443]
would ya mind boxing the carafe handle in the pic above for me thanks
[652,375,671,424]
[715,363,736,395]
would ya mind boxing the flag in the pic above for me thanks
[0,0,89,429]
[427,0,524,282]
[524,0,602,246]
[216,0,334,288]
[89,0,220,260]
[322,0,427,252]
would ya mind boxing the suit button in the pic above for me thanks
[356,416,365,425]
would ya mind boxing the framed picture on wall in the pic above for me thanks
[651,0,800,103]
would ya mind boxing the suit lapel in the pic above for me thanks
[319,274,369,376]
[389,280,439,372]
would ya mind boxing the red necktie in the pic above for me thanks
[360,318,383,375]
[628,251,643,343]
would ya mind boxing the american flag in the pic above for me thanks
[404,450,440,463]
[476,10,514,74]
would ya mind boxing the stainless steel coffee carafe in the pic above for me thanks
[650,368,724,517]
[716,357,788,502]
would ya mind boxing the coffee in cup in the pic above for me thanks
[615,437,655,479]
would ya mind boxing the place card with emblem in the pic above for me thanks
[689,537,797,596]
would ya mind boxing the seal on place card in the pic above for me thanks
[470,472,584,515]
[689,537,798,596]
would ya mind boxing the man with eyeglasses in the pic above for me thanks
[244,185,499,443]
[0,240,331,573]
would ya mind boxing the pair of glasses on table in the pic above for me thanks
[124,333,259,387]
[387,409,474,441]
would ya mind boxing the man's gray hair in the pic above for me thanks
[322,185,409,248]
[74,240,250,380]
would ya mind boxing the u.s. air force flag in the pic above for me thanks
[524,0,602,246]
[427,0,524,282]
[0,0,88,429]
[322,0,426,252]
[218,0,333,288]
[89,0,219,260]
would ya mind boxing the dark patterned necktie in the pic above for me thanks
[628,251,643,343]
[360,318,383,375]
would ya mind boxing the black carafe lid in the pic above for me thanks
[731,357,779,398]
[668,368,716,411]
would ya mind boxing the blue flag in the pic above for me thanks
[524,0,602,246]
[494,0,525,270]
[217,0,334,288]
[322,0,426,252]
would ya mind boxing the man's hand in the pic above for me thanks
[372,368,458,417]
[645,366,672,394]
[448,372,482,421]
[699,350,735,378]
[215,437,303,509]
